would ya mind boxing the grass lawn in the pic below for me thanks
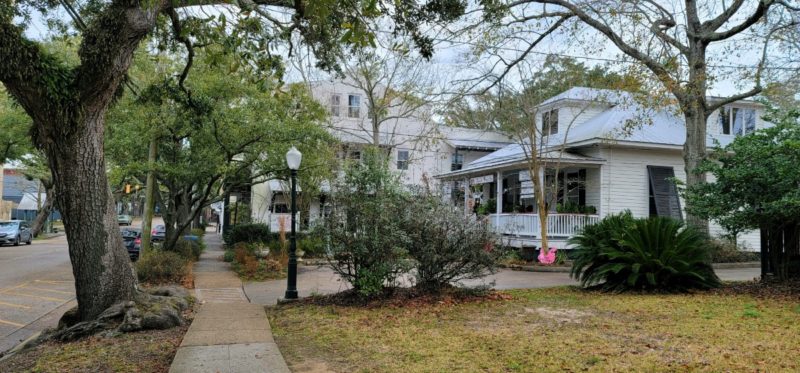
[267,287,800,372]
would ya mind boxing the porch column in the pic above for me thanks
[495,171,503,227]
[463,177,469,216]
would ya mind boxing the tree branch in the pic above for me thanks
[703,1,773,41]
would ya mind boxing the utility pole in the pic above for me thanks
[141,137,158,254]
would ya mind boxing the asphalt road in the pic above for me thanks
[0,235,76,355]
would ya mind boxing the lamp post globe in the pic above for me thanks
[286,146,302,171]
[284,146,302,300]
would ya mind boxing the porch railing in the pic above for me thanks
[488,213,601,238]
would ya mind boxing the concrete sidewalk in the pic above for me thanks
[243,264,761,306]
[169,232,290,373]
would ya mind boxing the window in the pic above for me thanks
[396,149,410,170]
[542,109,559,135]
[330,94,341,117]
[348,94,361,118]
[451,152,464,171]
[719,106,756,136]
[349,150,361,160]
[647,166,682,221]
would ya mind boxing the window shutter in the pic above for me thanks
[647,166,682,221]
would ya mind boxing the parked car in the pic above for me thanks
[151,224,166,242]
[0,220,33,246]
[121,227,141,261]
[118,215,133,226]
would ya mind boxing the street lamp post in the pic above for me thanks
[284,146,302,300]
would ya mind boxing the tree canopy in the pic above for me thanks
[106,47,336,249]
[685,112,800,233]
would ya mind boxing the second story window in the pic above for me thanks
[330,94,341,117]
[542,109,559,135]
[719,106,756,136]
[451,153,464,171]
[348,94,361,118]
[397,149,410,170]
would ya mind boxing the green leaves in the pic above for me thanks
[569,212,719,292]
[685,112,800,233]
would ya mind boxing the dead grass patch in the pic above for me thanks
[0,325,189,373]
[268,286,800,372]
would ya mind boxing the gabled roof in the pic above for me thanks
[435,87,757,179]
[540,87,627,106]
[545,102,735,148]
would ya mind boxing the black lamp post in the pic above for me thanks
[284,146,302,300]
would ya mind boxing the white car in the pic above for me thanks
[0,220,33,246]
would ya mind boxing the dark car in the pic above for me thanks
[121,227,141,261]
[0,220,33,246]
[151,224,166,242]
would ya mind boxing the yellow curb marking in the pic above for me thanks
[0,283,30,294]
[22,286,73,295]
[0,301,30,309]
[34,280,72,284]
[0,318,25,327]
[5,292,67,302]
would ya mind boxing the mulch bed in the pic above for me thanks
[291,286,514,309]
[713,278,800,301]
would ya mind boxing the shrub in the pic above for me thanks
[190,228,206,237]
[321,148,410,297]
[405,195,503,291]
[223,250,235,263]
[135,251,188,284]
[707,239,760,263]
[298,235,326,258]
[224,223,271,246]
[569,213,720,292]
[174,237,204,261]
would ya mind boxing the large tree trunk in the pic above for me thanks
[45,113,138,322]
[682,109,709,234]
[680,39,711,235]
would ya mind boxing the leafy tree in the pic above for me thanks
[469,0,800,233]
[685,112,800,280]
[0,89,32,164]
[1,0,465,323]
[107,50,334,252]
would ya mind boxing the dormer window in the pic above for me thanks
[330,94,341,117]
[719,106,756,136]
[542,109,559,135]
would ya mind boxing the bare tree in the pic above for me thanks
[463,0,800,233]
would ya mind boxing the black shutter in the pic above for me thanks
[647,166,682,221]
[578,169,586,206]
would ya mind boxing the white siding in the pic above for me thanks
[598,146,759,250]
[558,104,609,131]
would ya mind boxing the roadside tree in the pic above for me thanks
[0,1,464,323]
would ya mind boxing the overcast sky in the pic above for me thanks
[18,3,797,99]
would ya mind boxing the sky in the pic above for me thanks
[15,2,799,99]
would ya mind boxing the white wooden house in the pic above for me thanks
[436,87,767,251]
[244,80,512,231]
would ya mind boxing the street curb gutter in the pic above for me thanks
[503,261,761,273]
[0,332,41,363]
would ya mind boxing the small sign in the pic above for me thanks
[469,175,495,185]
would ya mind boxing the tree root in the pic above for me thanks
[44,286,192,343]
